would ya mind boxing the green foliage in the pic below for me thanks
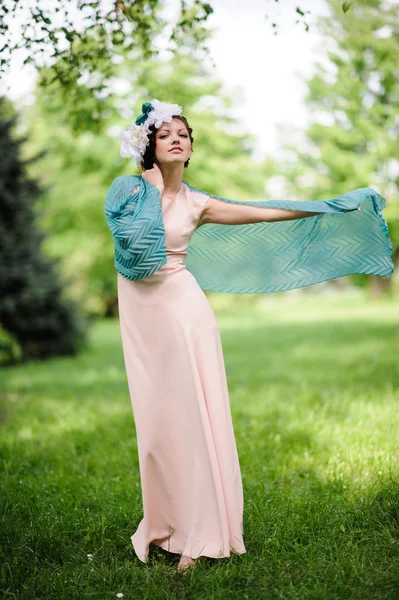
[275,0,399,289]
[0,0,214,132]
[0,294,398,598]
[0,1,353,131]
[0,98,87,365]
[295,1,398,219]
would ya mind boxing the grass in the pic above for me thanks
[1,292,398,599]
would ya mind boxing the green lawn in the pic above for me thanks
[1,293,398,599]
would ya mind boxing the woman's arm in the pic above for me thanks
[199,196,322,227]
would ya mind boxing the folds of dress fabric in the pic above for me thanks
[117,268,246,562]
[114,183,247,563]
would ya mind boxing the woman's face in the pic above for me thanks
[154,117,192,165]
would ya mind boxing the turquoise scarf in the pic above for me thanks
[104,175,394,294]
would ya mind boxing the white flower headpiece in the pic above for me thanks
[120,98,183,166]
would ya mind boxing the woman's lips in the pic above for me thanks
[169,148,183,152]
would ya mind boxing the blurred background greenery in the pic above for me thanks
[0,0,398,364]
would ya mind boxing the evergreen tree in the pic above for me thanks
[0,98,87,364]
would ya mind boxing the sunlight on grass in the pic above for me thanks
[1,293,398,599]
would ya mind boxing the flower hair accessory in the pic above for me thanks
[120,98,183,166]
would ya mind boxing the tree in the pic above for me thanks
[0,98,87,365]
[0,0,353,131]
[278,0,399,294]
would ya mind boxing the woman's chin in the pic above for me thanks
[165,153,186,161]
[156,154,188,166]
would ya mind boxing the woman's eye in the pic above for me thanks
[159,134,188,138]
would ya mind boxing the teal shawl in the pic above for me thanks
[104,174,394,294]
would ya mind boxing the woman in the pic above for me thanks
[105,99,392,572]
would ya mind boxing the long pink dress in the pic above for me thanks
[117,182,246,563]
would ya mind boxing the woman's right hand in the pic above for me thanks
[142,163,164,194]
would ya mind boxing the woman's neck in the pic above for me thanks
[157,162,184,195]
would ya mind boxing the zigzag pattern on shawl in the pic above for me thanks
[104,175,394,292]
[105,174,167,281]
[181,181,394,294]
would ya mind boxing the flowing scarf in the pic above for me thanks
[104,174,394,294]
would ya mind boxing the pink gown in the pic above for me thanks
[117,182,247,563]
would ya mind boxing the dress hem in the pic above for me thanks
[131,535,247,563]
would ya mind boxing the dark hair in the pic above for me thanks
[140,115,194,171]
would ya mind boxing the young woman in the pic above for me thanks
[105,99,392,572]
